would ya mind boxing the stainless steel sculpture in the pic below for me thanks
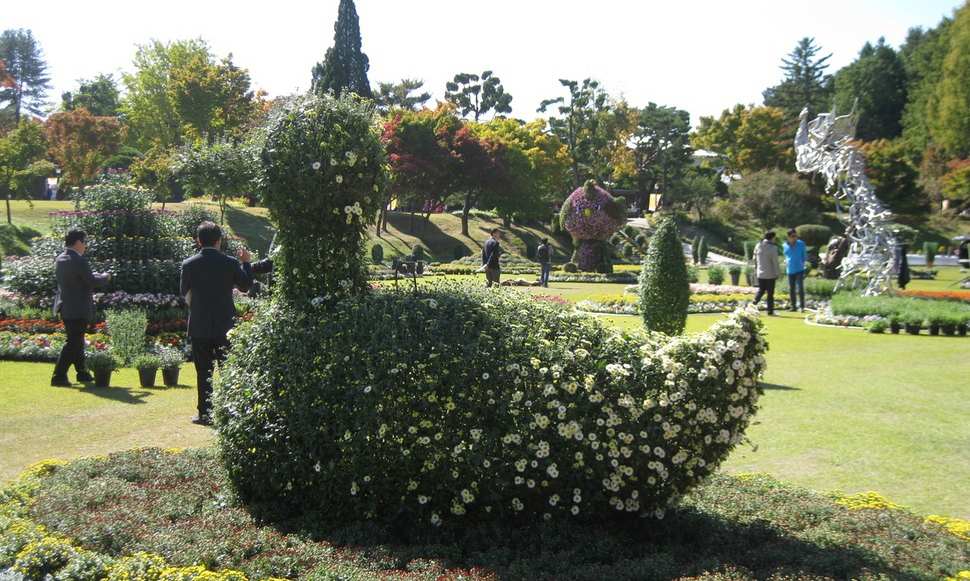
[794,106,896,295]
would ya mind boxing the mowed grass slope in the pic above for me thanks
[2,200,570,261]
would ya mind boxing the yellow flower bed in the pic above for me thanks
[834,491,902,511]
[927,514,970,541]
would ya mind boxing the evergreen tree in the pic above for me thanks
[311,0,372,98]
[832,38,908,141]
[0,29,51,122]
[639,217,689,335]
[762,37,832,118]
[444,70,513,121]
[372,78,430,113]
[900,19,952,156]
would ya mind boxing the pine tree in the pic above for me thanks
[311,0,372,98]
[639,217,689,335]
[763,37,832,118]
[0,29,51,122]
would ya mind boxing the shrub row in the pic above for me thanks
[2,257,183,297]
[29,236,195,262]
[830,293,970,326]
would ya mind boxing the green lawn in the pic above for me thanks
[0,362,213,482]
[3,295,968,519]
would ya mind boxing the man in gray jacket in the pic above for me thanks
[51,230,111,386]
[752,231,780,315]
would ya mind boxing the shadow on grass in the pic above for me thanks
[76,384,153,404]
[261,504,924,580]
[385,212,468,261]
[224,205,275,257]
[760,382,801,391]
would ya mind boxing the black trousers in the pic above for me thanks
[753,278,777,314]
[191,335,229,417]
[53,318,88,379]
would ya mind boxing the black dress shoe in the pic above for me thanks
[51,377,72,387]
[191,415,212,426]
[76,371,93,382]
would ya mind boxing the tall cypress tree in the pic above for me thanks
[311,0,372,98]
[0,28,51,122]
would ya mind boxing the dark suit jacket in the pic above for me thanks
[53,249,109,320]
[180,248,253,339]
[482,238,502,269]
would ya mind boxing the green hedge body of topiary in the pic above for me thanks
[215,284,767,526]
[640,218,690,335]
[258,93,386,306]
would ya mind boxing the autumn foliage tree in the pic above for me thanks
[380,106,455,234]
[45,108,124,187]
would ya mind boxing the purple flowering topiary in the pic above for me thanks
[560,180,626,272]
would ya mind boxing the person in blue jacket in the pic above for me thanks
[783,228,807,312]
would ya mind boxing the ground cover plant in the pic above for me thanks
[1,449,968,580]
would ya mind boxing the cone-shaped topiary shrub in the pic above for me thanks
[215,93,768,530]
[371,244,384,264]
[640,218,690,335]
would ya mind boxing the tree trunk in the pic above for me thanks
[502,214,511,228]
[5,195,11,225]
[461,193,471,237]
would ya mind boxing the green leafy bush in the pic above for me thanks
[795,224,833,249]
[106,310,148,366]
[686,265,699,284]
[370,244,384,264]
[923,241,938,265]
[639,218,690,335]
[215,284,766,526]
[563,262,579,273]
[707,265,725,286]
[805,277,838,298]
[173,204,219,238]
[697,237,708,265]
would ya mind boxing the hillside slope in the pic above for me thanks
[1,201,571,262]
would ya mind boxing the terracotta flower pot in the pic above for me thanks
[138,367,158,388]
[93,368,112,388]
[162,367,181,387]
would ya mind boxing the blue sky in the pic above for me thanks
[9,0,965,124]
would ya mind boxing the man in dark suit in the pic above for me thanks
[51,229,111,386]
[180,221,253,425]
[480,228,503,287]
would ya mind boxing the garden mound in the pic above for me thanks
[2,449,968,580]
